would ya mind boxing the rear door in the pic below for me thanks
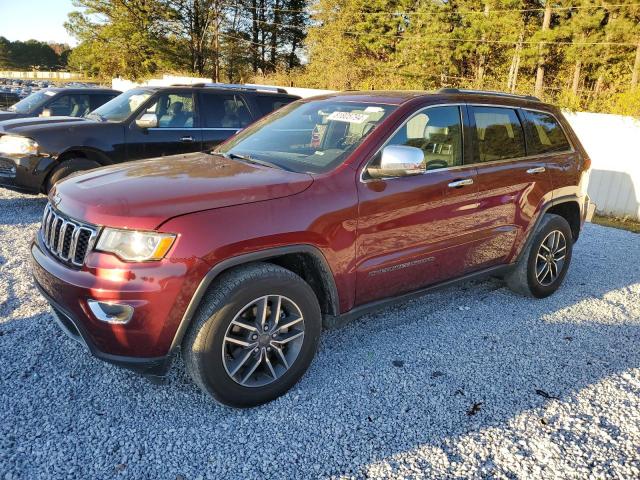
[355,104,482,305]
[520,108,577,197]
[466,104,555,270]
[126,90,202,160]
[199,92,253,151]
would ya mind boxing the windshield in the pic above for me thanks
[8,90,56,113]
[87,88,152,122]
[216,99,397,173]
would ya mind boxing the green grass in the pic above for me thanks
[592,214,640,234]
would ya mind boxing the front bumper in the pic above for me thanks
[0,154,55,194]
[33,279,172,376]
[30,233,211,376]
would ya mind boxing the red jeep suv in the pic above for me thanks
[31,89,591,407]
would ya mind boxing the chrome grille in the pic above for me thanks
[40,203,98,267]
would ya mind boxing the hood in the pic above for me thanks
[0,110,25,122]
[54,152,314,230]
[0,116,89,134]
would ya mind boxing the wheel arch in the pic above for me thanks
[545,200,581,241]
[168,245,340,353]
[56,147,113,166]
[515,195,583,264]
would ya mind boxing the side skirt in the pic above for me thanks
[322,264,512,329]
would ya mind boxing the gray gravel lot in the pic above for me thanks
[1,187,639,479]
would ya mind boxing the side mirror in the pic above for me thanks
[135,113,158,129]
[367,145,425,179]
[39,108,52,118]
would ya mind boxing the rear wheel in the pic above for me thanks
[44,158,101,193]
[182,263,322,407]
[506,213,573,298]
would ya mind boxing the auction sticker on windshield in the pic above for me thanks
[327,111,369,124]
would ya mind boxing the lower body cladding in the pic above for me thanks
[30,237,211,377]
[0,154,54,194]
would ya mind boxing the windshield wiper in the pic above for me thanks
[224,152,283,170]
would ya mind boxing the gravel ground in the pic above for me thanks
[1,187,639,480]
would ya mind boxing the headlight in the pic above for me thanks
[0,135,38,156]
[96,228,176,262]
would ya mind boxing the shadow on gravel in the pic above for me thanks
[1,222,639,478]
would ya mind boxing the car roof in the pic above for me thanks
[310,89,548,108]
[43,87,120,94]
[140,85,299,97]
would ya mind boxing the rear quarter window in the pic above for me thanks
[255,95,296,115]
[523,110,572,155]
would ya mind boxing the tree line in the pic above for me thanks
[64,0,640,115]
[65,0,307,83]
[0,38,71,71]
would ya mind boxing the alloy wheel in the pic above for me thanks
[535,230,567,287]
[222,295,305,388]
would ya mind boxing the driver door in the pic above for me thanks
[355,105,482,305]
[126,91,202,160]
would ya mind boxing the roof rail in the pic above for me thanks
[437,88,540,102]
[170,82,288,94]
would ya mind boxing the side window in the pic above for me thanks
[144,93,195,128]
[201,94,252,128]
[471,106,525,162]
[89,94,117,111]
[255,95,296,115]
[385,106,463,170]
[523,110,571,155]
[48,94,91,117]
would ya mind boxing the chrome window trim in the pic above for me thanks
[360,102,576,184]
[467,103,575,155]
[359,103,465,183]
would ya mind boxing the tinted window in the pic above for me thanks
[384,106,463,170]
[524,110,571,155]
[471,106,525,162]
[47,94,91,117]
[201,94,252,128]
[255,95,296,115]
[89,94,117,111]
[144,93,195,128]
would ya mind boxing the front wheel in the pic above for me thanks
[182,263,322,407]
[506,213,573,298]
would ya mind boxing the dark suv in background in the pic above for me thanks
[32,89,590,407]
[0,84,299,194]
[0,87,120,122]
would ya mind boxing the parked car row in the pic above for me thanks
[0,83,298,193]
[3,84,591,407]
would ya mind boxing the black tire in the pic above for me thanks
[44,158,101,194]
[505,213,573,299]
[182,262,322,408]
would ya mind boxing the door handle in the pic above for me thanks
[526,166,546,174]
[180,136,194,142]
[448,178,474,188]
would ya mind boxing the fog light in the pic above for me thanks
[87,300,134,324]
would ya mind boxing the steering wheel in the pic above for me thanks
[425,159,449,170]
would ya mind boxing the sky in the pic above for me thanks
[0,0,77,45]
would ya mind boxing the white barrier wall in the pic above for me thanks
[564,112,640,220]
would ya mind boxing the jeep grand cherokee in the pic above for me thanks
[31,89,591,407]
